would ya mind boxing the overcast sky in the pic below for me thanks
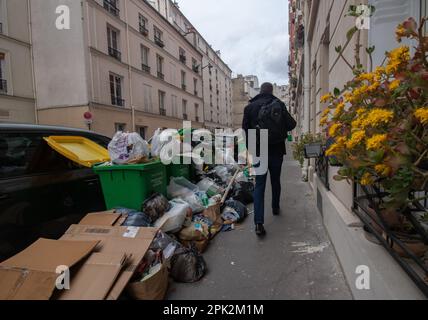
[177,0,289,86]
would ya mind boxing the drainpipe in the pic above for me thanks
[27,0,38,124]
[302,0,312,181]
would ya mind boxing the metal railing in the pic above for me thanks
[157,72,164,80]
[182,84,187,91]
[0,79,7,94]
[183,113,188,120]
[353,183,428,297]
[142,64,151,73]
[103,0,120,16]
[111,95,125,107]
[155,37,165,48]
[192,65,199,73]
[108,47,121,61]
[315,152,329,190]
[0,22,3,34]
[159,108,166,116]
[139,25,149,36]
[179,55,186,64]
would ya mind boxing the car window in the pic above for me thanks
[87,135,110,149]
[0,134,42,179]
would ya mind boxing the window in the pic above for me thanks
[107,25,121,61]
[115,123,126,132]
[143,84,153,113]
[192,58,199,73]
[141,45,150,73]
[179,48,186,64]
[193,78,198,96]
[181,71,186,90]
[137,126,147,139]
[103,0,119,16]
[195,103,199,122]
[159,91,166,115]
[182,99,188,120]
[110,73,124,107]
[156,55,164,79]
[0,52,6,94]
[139,14,148,36]
[154,27,164,47]
[172,95,178,118]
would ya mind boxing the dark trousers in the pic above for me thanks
[254,155,284,225]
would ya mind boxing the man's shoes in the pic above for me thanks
[255,224,266,236]
[273,208,281,216]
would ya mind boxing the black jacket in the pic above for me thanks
[242,93,287,156]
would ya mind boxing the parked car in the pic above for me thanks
[0,124,111,262]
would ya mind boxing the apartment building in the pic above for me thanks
[148,0,234,130]
[290,0,428,299]
[0,0,35,124]
[231,75,250,130]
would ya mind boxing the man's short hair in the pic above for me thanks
[260,82,273,94]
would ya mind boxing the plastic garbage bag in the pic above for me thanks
[170,245,207,283]
[223,200,247,222]
[150,230,184,261]
[154,200,191,233]
[230,182,254,205]
[115,208,153,227]
[108,132,150,164]
[167,177,198,199]
[150,128,163,158]
[197,178,224,197]
[221,207,240,224]
[142,193,171,222]
[235,172,249,183]
[214,166,232,184]
[178,220,211,241]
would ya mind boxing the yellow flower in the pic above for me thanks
[362,109,394,128]
[366,134,388,151]
[414,108,428,125]
[352,117,364,129]
[346,131,365,149]
[389,79,401,91]
[375,164,392,177]
[356,72,375,82]
[386,46,410,74]
[328,123,342,137]
[320,93,332,103]
[334,102,345,117]
[356,108,366,116]
[320,116,328,126]
[321,108,330,117]
[368,82,380,92]
[361,172,375,186]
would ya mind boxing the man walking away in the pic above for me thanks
[242,82,296,236]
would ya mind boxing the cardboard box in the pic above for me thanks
[126,262,169,300]
[0,239,99,300]
[60,225,158,300]
[56,252,127,300]
[79,211,126,227]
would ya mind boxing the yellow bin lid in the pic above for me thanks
[44,136,110,168]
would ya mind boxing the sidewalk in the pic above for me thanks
[168,153,353,300]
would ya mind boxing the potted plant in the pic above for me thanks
[320,17,428,257]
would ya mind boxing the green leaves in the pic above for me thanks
[347,27,358,42]
[334,88,341,97]
[366,46,376,55]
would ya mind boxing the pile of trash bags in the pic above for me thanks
[107,128,255,286]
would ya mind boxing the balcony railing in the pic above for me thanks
[157,72,164,80]
[315,151,329,190]
[195,116,199,122]
[108,47,121,61]
[139,25,149,37]
[0,22,3,34]
[103,0,120,16]
[155,37,165,48]
[0,79,7,94]
[111,95,125,107]
[183,113,188,120]
[179,55,186,64]
[192,65,199,73]
[182,84,186,91]
[194,91,198,96]
[142,64,151,73]
[159,108,166,116]
[353,183,428,297]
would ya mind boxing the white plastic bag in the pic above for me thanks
[108,132,149,164]
[154,200,191,233]
[150,128,163,158]
[197,178,223,197]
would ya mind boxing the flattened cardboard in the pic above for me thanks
[79,211,126,227]
[57,252,127,300]
[61,225,158,300]
[0,239,99,300]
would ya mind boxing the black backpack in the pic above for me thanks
[257,99,296,144]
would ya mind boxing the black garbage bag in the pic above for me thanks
[141,193,171,222]
[115,208,152,227]
[170,245,207,283]
[230,182,254,205]
[223,200,248,222]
